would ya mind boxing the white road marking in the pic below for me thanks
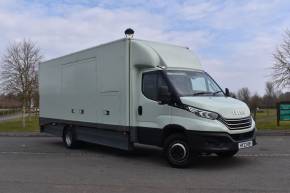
[238,153,290,157]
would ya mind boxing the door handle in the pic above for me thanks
[103,110,110,115]
[138,106,142,115]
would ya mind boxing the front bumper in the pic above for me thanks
[186,129,256,153]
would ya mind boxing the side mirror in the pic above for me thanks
[225,88,230,97]
[158,86,171,104]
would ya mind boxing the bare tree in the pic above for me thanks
[273,29,290,89]
[262,81,277,109]
[249,93,261,120]
[265,81,276,98]
[237,87,251,107]
[278,91,290,102]
[0,39,42,127]
[250,93,261,110]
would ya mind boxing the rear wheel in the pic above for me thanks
[216,150,238,158]
[164,134,193,168]
[63,128,79,149]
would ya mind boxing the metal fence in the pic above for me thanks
[0,108,22,117]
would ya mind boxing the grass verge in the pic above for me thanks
[255,109,290,130]
[0,115,39,132]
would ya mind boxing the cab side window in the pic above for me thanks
[142,71,169,101]
[142,72,158,100]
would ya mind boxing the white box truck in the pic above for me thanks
[39,29,256,167]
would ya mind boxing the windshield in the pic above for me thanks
[166,70,224,96]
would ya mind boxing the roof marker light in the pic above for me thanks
[124,28,134,39]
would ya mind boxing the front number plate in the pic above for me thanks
[238,141,253,149]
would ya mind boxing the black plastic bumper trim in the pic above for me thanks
[186,129,256,153]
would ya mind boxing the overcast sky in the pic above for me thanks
[0,0,290,95]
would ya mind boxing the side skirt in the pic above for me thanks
[40,117,133,151]
[136,126,163,147]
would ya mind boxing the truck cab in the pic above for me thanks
[131,39,256,167]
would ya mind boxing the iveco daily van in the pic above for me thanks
[39,29,256,167]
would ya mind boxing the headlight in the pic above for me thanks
[186,106,219,120]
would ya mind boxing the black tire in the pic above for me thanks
[216,150,238,158]
[164,134,193,168]
[62,127,79,149]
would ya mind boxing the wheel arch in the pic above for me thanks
[162,124,187,145]
[62,124,74,137]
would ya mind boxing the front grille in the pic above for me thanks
[218,116,252,130]
[230,130,255,141]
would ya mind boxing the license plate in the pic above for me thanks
[238,141,253,149]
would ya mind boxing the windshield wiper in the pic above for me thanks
[192,91,213,96]
[213,91,223,95]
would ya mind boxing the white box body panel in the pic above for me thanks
[39,39,129,126]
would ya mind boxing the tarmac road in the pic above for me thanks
[0,135,290,193]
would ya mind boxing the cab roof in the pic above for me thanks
[131,39,203,70]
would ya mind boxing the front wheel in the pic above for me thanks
[164,134,193,168]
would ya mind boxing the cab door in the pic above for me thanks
[136,70,172,146]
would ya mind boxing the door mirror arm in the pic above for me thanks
[225,88,230,97]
